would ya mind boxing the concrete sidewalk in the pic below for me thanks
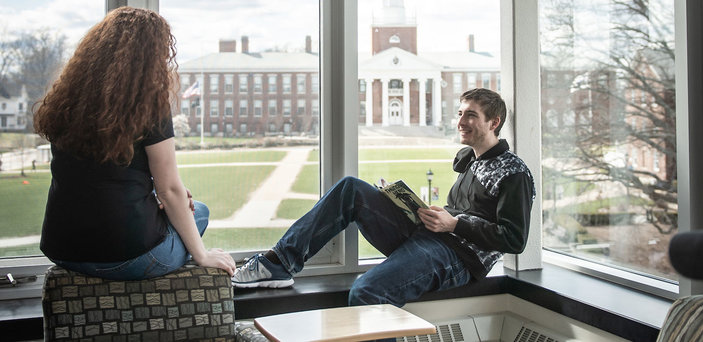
[209,147,315,228]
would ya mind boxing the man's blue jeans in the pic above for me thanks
[51,201,210,280]
[273,176,470,307]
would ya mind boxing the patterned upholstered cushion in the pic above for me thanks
[42,263,235,341]
[235,321,270,342]
[657,295,703,342]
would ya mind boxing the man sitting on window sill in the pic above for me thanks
[232,88,535,307]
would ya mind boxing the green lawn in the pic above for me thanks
[177,150,286,165]
[202,227,287,251]
[276,199,317,219]
[359,148,457,161]
[290,164,320,194]
[179,165,275,219]
[0,173,52,237]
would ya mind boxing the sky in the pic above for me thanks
[0,0,501,64]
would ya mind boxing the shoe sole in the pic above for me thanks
[232,279,294,288]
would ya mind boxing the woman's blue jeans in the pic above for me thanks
[273,176,470,307]
[51,201,210,280]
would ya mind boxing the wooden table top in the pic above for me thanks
[254,304,437,342]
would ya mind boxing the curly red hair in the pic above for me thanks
[34,6,177,165]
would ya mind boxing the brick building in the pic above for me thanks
[174,0,499,136]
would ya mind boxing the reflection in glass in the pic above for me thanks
[539,0,676,280]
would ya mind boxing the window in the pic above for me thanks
[210,100,219,116]
[268,99,277,115]
[225,75,233,93]
[467,73,476,89]
[297,74,306,93]
[181,99,190,115]
[268,75,277,93]
[254,75,262,93]
[453,73,462,94]
[312,99,319,116]
[283,74,291,93]
[297,99,305,115]
[539,0,677,282]
[210,75,219,94]
[225,123,233,134]
[359,79,366,93]
[180,75,190,89]
[225,100,233,116]
[210,123,218,134]
[254,100,262,117]
[239,75,248,93]
[283,99,291,116]
[239,99,248,116]
[481,73,491,89]
[312,74,319,93]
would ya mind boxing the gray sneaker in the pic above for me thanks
[231,253,294,288]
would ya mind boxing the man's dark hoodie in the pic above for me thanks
[439,139,535,280]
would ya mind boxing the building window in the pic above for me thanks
[453,73,462,94]
[254,75,262,93]
[297,99,305,115]
[268,75,277,93]
[181,99,189,115]
[389,34,400,43]
[312,99,319,116]
[283,75,292,93]
[210,75,219,94]
[360,100,366,119]
[239,99,248,116]
[268,99,277,116]
[225,123,233,134]
[210,123,218,134]
[481,73,491,89]
[254,100,263,117]
[225,100,233,116]
[180,75,190,89]
[239,123,247,134]
[467,73,476,88]
[496,74,501,92]
[283,99,291,116]
[239,75,248,93]
[210,100,219,117]
[312,74,319,93]
[225,75,234,93]
[359,79,366,93]
[297,74,306,94]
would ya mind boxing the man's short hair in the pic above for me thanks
[459,88,507,136]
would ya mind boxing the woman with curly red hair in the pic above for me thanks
[34,7,235,280]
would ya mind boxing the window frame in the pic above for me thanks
[1,0,700,301]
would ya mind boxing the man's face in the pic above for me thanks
[456,100,496,147]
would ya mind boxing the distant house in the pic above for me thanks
[0,83,29,132]
[175,0,499,137]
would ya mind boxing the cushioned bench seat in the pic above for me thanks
[42,263,235,341]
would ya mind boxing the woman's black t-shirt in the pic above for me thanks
[40,118,175,262]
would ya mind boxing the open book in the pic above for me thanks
[375,178,428,225]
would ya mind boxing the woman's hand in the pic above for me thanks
[193,248,237,276]
[418,206,458,233]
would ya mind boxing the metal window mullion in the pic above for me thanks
[501,0,543,271]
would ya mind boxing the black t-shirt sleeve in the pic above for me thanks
[142,116,175,146]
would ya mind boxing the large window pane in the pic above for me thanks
[357,0,501,259]
[539,0,676,280]
[0,1,103,258]
[162,1,320,254]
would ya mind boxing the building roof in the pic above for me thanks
[180,47,500,76]
[179,51,319,73]
[419,51,499,72]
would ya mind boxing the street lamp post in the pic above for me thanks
[426,169,434,206]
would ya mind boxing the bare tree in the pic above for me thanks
[541,0,677,233]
